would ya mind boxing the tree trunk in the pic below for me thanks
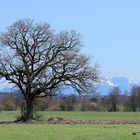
[19,97,37,122]
[113,104,117,111]
[25,101,36,120]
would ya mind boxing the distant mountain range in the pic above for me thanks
[0,76,140,95]
[96,76,140,95]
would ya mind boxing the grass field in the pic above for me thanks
[0,111,140,140]
[0,124,140,140]
[1,111,140,121]
[41,111,140,120]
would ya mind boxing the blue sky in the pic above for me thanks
[1,0,140,80]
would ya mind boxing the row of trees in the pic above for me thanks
[99,86,140,112]
[0,93,98,112]
[1,85,140,112]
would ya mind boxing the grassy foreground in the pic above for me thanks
[0,124,140,140]
[0,111,140,140]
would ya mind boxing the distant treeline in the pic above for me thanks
[0,86,140,112]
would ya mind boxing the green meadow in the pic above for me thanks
[0,124,140,140]
[0,111,140,140]
[1,111,140,121]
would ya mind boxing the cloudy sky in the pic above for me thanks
[1,0,140,80]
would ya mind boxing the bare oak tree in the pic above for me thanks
[0,19,99,121]
[129,86,140,111]
[108,87,120,111]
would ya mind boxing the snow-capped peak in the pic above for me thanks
[96,76,140,95]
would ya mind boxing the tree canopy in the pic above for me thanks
[0,19,99,120]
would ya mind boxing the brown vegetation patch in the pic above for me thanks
[1,118,140,125]
[47,117,140,124]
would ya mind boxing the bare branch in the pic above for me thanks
[0,19,99,113]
